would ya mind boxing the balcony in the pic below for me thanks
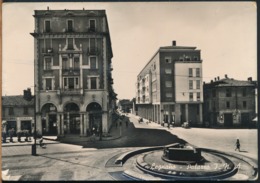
[59,88,82,95]
[88,47,99,55]
[62,68,80,75]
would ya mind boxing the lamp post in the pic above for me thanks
[32,84,37,156]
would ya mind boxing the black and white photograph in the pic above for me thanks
[1,1,258,181]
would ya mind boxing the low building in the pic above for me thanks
[2,89,35,135]
[203,75,257,128]
[118,99,132,113]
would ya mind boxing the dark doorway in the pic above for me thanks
[49,114,57,135]
[224,113,233,127]
[21,121,32,134]
[64,103,80,134]
[241,113,250,128]
[6,121,16,135]
[86,102,102,136]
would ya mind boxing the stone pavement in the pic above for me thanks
[128,113,258,161]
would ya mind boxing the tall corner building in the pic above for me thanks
[30,9,117,137]
[136,41,203,126]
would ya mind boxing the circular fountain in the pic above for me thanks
[106,143,258,181]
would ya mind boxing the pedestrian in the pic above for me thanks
[39,137,45,148]
[235,138,240,152]
[119,120,122,127]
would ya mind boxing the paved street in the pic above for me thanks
[2,113,258,181]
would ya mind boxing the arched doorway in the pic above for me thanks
[41,103,57,135]
[86,102,102,136]
[64,103,80,134]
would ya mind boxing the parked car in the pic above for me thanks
[182,122,190,128]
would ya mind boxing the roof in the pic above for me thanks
[34,9,106,17]
[2,96,35,106]
[160,46,197,50]
[204,78,257,87]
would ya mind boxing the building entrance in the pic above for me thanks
[224,113,233,127]
[86,102,102,136]
[41,103,57,135]
[64,103,80,134]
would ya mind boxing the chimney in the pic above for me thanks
[211,80,213,83]
[248,77,252,82]
[47,6,49,10]
[203,82,205,85]
[172,40,176,46]
[225,74,228,79]
[217,76,220,80]
[23,88,32,101]
[214,77,217,81]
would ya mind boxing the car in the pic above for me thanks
[182,122,190,128]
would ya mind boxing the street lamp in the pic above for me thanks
[32,84,37,156]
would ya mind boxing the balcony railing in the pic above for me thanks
[62,68,80,75]
[60,88,82,95]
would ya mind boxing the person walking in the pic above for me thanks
[235,138,240,152]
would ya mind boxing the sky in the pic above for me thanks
[2,2,257,100]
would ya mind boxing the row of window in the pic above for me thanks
[6,107,29,116]
[43,38,98,52]
[209,101,248,110]
[211,88,247,98]
[189,80,201,90]
[44,76,99,90]
[44,19,96,32]
[44,56,98,71]
[165,56,199,63]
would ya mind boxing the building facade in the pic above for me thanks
[30,9,116,137]
[118,99,133,113]
[2,89,35,135]
[203,76,257,128]
[136,41,203,126]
